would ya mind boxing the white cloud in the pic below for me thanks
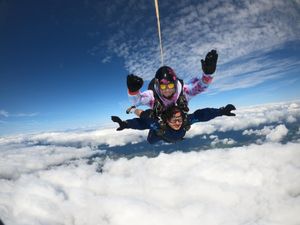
[187,101,300,139]
[0,110,8,117]
[266,124,289,142]
[100,0,300,93]
[209,135,236,146]
[0,110,38,118]
[243,124,289,142]
[101,56,112,64]
[0,145,101,180]
[14,112,39,117]
[209,135,218,139]
[0,101,299,224]
[0,128,148,148]
[0,142,300,225]
[286,115,297,123]
[243,125,275,136]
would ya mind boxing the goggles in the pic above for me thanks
[159,82,175,90]
[168,116,183,124]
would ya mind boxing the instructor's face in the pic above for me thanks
[167,112,183,130]
[161,88,175,98]
[160,82,175,98]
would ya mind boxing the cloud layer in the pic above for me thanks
[1,142,300,225]
[1,100,299,148]
[1,100,300,224]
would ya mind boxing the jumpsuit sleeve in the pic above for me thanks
[183,73,213,101]
[128,89,155,108]
[188,107,223,125]
[125,118,150,130]
[125,110,157,130]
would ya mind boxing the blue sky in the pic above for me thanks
[0,0,300,136]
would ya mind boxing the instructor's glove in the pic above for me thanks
[127,74,144,93]
[220,104,236,116]
[111,116,128,131]
[201,50,218,74]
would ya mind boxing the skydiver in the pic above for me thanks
[111,104,236,144]
[126,50,218,118]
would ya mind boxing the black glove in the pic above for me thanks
[201,50,218,74]
[220,104,236,116]
[127,74,144,92]
[111,116,128,131]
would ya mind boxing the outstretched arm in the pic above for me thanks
[127,74,155,108]
[183,50,218,101]
[189,104,236,124]
[111,109,157,131]
[183,75,213,101]
[111,116,150,131]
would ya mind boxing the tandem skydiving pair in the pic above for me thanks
[111,50,236,144]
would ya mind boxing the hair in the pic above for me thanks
[161,105,182,122]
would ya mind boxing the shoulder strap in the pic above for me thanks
[176,79,189,113]
[148,78,164,118]
[182,114,191,131]
[178,79,184,91]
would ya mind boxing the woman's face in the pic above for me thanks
[167,112,183,130]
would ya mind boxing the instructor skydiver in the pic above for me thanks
[126,50,219,118]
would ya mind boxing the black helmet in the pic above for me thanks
[155,66,177,83]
